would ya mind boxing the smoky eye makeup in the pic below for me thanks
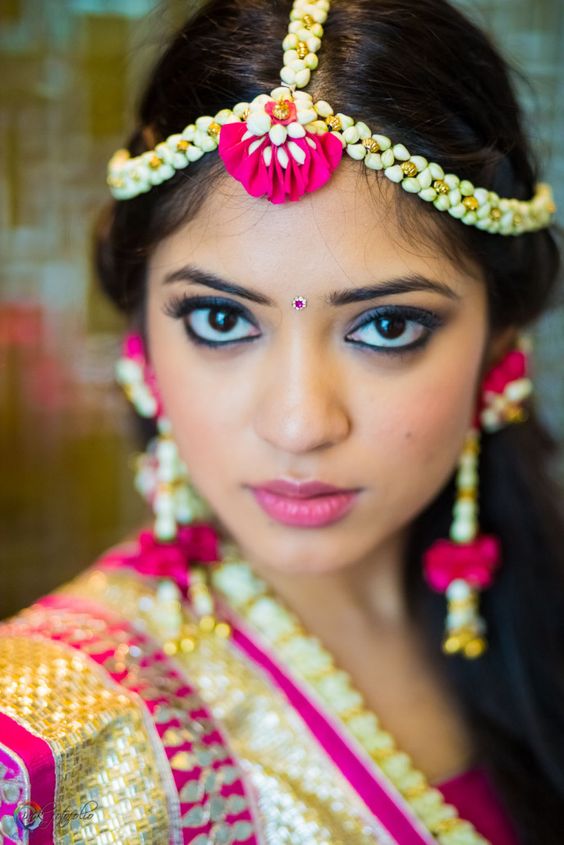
[162,291,449,359]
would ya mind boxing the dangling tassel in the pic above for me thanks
[423,426,501,659]
[115,332,213,541]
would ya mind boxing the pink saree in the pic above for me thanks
[0,529,521,844]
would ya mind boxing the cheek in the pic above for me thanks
[361,339,484,519]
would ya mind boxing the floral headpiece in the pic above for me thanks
[107,0,556,235]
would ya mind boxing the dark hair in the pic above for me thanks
[94,1,564,840]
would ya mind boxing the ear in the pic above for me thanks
[483,325,521,371]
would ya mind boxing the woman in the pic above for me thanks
[1,0,563,842]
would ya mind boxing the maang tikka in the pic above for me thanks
[422,333,533,659]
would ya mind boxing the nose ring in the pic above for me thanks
[292,296,307,310]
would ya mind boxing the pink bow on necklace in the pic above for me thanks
[102,523,220,597]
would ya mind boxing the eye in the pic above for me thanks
[346,305,444,356]
[163,294,260,347]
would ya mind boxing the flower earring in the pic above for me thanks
[423,333,533,659]
[115,333,213,542]
[112,332,228,652]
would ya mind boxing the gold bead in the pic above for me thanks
[207,121,221,137]
[176,138,189,151]
[180,636,196,653]
[198,615,217,633]
[163,640,178,655]
[214,621,232,639]
[464,637,487,659]
[362,138,380,153]
[431,818,460,834]
[463,196,479,211]
[371,746,396,760]
[149,154,163,169]
[506,405,526,424]
[490,207,502,220]
[296,41,308,59]
[443,635,462,655]
[401,160,418,178]
[302,13,314,28]
[326,114,342,131]
[433,179,449,195]
[402,784,427,798]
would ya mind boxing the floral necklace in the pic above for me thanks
[122,523,491,845]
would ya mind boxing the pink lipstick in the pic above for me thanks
[248,479,361,527]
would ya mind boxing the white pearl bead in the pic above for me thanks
[247,110,272,136]
[401,177,421,193]
[364,152,383,170]
[372,134,391,150]
[417,168,433,189]
[384,164,404,183]
[280,66,296,85]
[314,100,333,117]
[392,143,410,161]
[446,579,472,599]
[418,187,437,202]
[448,202,467,219]
[433,194,450,211]
[429,162,444,180]
[380,149,395,168]
[269,123,288,145]
[295,68,311,87]
[288,122,306,138]
[343,126,360,144]
[346,143,366,160]
[450,519,476,543]
[282,33,299,50]
[354,121,371,139]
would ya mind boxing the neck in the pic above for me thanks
[221,525,413,637]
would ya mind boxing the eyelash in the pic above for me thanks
[162,293,445,359]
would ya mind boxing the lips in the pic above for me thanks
[252,479,356,498]
[247,479,361,528]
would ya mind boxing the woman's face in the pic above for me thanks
[146,163,493,576]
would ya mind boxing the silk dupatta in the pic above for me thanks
[0,532,518,844]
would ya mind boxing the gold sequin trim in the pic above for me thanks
[0,633,172,843]
[59,564,396,845]
[211,549,492,845]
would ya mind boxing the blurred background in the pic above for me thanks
[1,0,563,620]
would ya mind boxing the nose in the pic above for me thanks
[253,337,351,454]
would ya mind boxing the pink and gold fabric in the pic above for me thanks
[0,533,521,844]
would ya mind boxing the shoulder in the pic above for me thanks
[0,536,256,843]
[0,594,175,842]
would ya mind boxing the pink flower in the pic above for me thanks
[423,534,501,592]
[481,349,527,396]
[219,121,343,204]
[105,523,220,597]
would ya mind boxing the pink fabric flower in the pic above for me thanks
[423,534,501,592]
[107,523,220,597]
[219,121,343,204]
[481,349,527,395]
[472,348,529,428]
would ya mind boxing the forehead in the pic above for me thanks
[149,160,482,292]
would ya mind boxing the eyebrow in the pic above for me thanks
[162,263,462,306]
